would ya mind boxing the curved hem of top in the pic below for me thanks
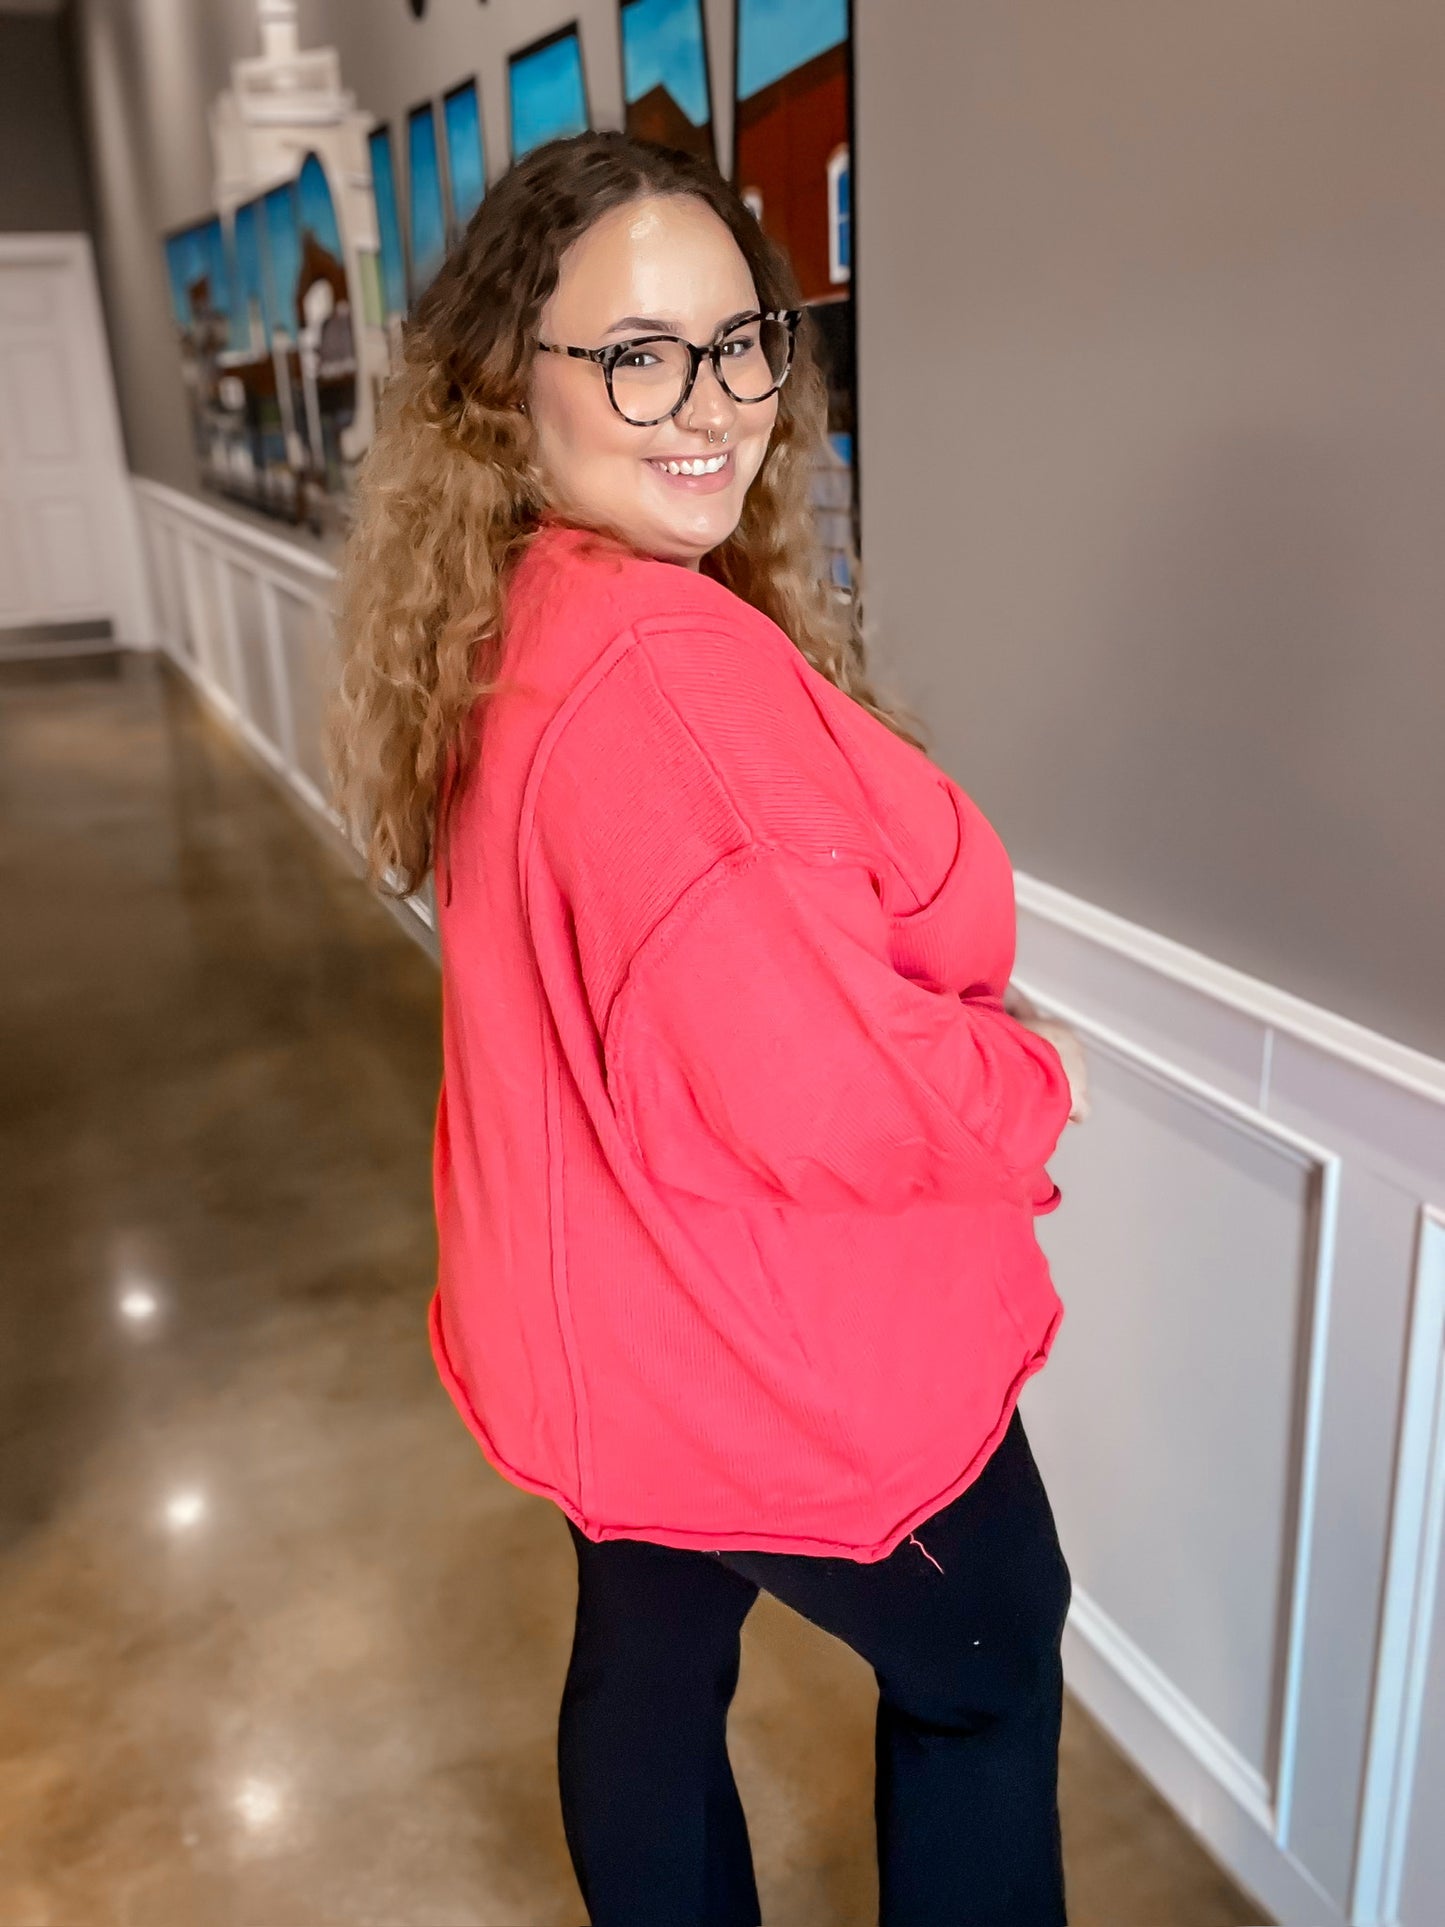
[427,1286,1064,1564]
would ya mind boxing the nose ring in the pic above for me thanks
[706,428,728,445]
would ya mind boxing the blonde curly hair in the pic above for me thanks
[329,129,927,896]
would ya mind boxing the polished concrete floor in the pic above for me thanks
[0,651,1270,1926]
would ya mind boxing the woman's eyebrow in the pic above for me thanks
[602,309,758,338]
[603,315,677,335]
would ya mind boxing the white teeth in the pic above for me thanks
[656,454,729,476]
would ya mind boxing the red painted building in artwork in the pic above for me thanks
[733,41,848,307]
[735,32,856,579]
[625,82,715,167]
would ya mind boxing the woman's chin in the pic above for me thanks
[653,493,743,554]
[562,479,745,565]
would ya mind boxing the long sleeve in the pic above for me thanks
[601,838,1071,1213]
[532,609,1072,1216]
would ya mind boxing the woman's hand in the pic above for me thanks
[1003,985,1091,1124]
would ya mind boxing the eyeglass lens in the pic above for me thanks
[610,316,793,424]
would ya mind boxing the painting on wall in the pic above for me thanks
[407,102,449,298]
[292,154,359,495]
[230,196,269,347]
[222,196,291,503]
[619,0,715,163]
[734,0,855,581]
[163,151,362,529]
[443,80,487,230]
[367,124,408,327]
[164,217,232,363]
[509,24,590,160]
[164,214,248,499]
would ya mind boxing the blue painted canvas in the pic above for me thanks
[262,182,302,335]
[620,0,709,124]
[231,199,270,348]
[736,0,846,99]
[510,30,588,158]
[297,152,343,261]
[407,104,448,294]
[164,218,231,339]
[443,81,486,227]
[367,127,407,319]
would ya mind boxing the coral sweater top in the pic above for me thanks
[429,517,1073,1561]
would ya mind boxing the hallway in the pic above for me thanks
[0,653,1264,1926]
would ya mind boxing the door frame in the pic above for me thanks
[0,231,152,646]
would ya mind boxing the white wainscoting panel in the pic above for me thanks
[1015,881,1445,1926]
[1353,1207,1445,1927]
[271,584,335,803]
[1022,1024,1336,1818]
[226,562,279,753]
[132,479,435,954]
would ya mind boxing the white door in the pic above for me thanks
[0,234,148,644]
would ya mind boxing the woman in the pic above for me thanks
[332,130,1089,1927]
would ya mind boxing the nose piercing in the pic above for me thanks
[706,428,728,445]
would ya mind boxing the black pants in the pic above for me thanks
[558,1406,1073,1926]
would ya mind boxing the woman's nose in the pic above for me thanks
[683,357,739,434]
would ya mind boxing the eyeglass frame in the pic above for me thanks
[534,307,804,426]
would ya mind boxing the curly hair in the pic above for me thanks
[329,129,928,896]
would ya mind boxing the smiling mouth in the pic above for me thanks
[645,450,733,478]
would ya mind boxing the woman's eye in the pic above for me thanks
[720,334,757,357]
[616,346,663,370]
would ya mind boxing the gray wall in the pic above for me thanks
[69,0,1445,1060]
[0,11,93,232]
[854,2,1445,1061]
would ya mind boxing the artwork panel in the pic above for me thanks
[287,153,357,502]
[297,153,344,260]
[736,0,846,101]
[621,0,714,161]
[164,218,232,341]
[262,182,303,337]
[367,126,407,320]
[407,102,448,296]
[733,0,857,579]
[510,28,589,160]
[232,198,271,348]
[443,80,486,227]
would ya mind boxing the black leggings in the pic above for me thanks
[558,1406,1073,1926]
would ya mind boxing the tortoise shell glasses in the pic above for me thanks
[535,308,803,427]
